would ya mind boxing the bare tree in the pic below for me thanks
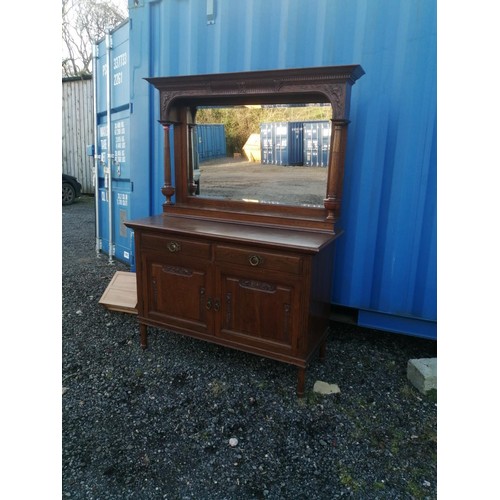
[62,0,127,77]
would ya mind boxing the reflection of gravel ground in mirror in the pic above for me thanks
[63,196,437,499]
[198,158,328,206]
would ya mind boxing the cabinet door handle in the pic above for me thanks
[249,255,263,266]
[206,298,212,310]
[213,299,220,312]
[167,241,181,253]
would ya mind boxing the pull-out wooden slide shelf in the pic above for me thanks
[99,271,138,315]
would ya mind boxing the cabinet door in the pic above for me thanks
[215,265,301,355]
[141,249,213,335]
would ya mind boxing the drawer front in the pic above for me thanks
[141,233,211,259]
[215,245,303,275]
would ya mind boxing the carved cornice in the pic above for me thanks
[148,65,364,121]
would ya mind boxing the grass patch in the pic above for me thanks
[338,466,363,492]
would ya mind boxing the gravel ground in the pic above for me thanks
[63,195,437,499]
[198,158,327,206]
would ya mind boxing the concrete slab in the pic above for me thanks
[313,381,341,395]
[407,358,437,394]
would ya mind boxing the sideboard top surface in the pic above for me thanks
[125,215,339,254]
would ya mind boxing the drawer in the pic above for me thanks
[215,245,303,275]
[141,233,211,259]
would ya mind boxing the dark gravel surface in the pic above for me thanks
[63,195,437,499]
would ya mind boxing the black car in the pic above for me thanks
[62,174,82,205]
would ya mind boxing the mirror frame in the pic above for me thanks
[146,65,364,233]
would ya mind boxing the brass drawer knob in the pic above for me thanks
[249,255,263,266]
[167,241,181,253]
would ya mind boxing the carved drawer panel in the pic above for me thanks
[215,245,303,275]
[142,233,211,259]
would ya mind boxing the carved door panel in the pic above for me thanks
[142,251,213,335]
[215,265,300,354]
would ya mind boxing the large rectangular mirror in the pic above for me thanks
[146,65,364,231]
[192,104,332,207]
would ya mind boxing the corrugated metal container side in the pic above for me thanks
[62,77,94,193]
[332,1,437,339]
[126,0,436,339]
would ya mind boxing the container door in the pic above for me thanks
[303,122,313,166]
[260,123,273,165]
[320,121,331,167]
[94,23,133,266]
[275,122,288,165]
[289,122,304,166]
[311,122,320,167]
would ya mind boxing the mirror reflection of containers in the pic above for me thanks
[273,122,304,166]
[260,123,275,165]
[303,121,331,167]
[196,124,227,162]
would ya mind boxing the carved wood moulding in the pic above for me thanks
[146,65,364,121]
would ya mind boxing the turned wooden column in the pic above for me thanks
[324,119,349,225]
[187,124,197,195]
[160,122,175,205]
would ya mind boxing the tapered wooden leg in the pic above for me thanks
[319,340,327,363]
[297,367,306,398]
[140,323,148,350]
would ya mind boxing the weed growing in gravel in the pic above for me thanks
[209,379,227,397]
[406,478,430,499]
[296,390,325,407]
[338,465,363,491]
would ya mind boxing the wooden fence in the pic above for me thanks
[62,77,94,194]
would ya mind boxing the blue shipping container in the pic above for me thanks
[94,23,137,267]
[260,123,275,165]
[273,122,304,166]
[96,0,436,339]
[196,124,227,162]
[93,20,165,269]
[303,121,331,167]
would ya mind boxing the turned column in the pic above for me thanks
[187,123,197,195]
[324,119,349,225]
[160,122,175,205]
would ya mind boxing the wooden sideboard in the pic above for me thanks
[126,214,338,396]
[125,65,364,396]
